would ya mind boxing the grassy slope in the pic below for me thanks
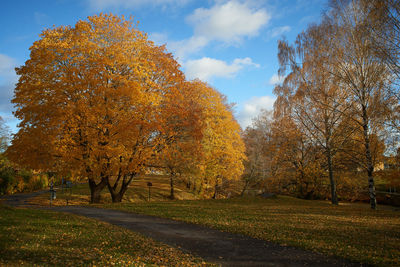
[102,196,400,266]
[24,176,400,265]
[0,205,206,266]
[29,175,199,206]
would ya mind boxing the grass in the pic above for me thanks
[101,196,400,266]
[0,205,208,266]
[28,175,199,206]
[22,176,400,265]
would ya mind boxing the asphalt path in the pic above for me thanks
[2,192,363,267]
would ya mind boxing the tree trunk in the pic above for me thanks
[240,178,250,196]
[367,166,376,209]
[212,180,218,199]
[327,148,338,205]
[88,177,107,204]
[108,184,127,203]
[198,180,204,195]
[107,174,134,203]
[362,106,377,209]
[170,174,175,200]
[110,186,127,203]
[298,169,305,198]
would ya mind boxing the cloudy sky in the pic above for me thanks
[0,0,327,132]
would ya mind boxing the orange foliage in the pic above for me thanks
[7,14,245,202]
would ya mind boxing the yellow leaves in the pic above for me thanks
[155,78,245,188]
[2,204,208,266]
[9,13,247,203]
[10,14,171,173]
[190,81,245,181]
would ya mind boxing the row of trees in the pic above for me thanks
[6,14,245,203]
[243,0,400,209]
[0,117,50,195]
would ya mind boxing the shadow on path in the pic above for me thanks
[2,192,363,267]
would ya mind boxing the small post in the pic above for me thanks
[66,181,72,206]
[147,182,152,201]
[50,181,54,207]
[66,183,68,206]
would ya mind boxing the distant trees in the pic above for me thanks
[0,117,10,153]
[7,14,245,202]
[241,110,273,194]
[244,0,399,209]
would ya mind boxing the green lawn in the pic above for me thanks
[0,205,206,266]
[101,196,400,266]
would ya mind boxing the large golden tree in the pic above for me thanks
[9,14,184,203]
[8,14,245,203]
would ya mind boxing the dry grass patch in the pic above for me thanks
[104,196,400,266]
[28,175,198,206]
[0,205,208,266]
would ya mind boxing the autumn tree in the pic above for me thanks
[269,0,393,207]
[241,110,275,194]
[152,80,204,199]
[275,20,356,204]
[269,105,327,199]
[8,14,187,203]
[103,32,187,203]
[192,81,245,198]
[0,117,12,195]
[326,0,394,209]
[154,80,245,199]
[361,0,400,151]
[8,14,246,203]
[365,0,400,80]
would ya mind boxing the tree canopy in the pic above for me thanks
[243,0,400,209]
[8,14,245,203]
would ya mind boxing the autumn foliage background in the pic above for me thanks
[3,14,245,203]
[242,0,400,208]
[0,2,400,267]
[1,0,400,208]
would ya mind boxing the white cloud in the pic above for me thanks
[0,54,18,114]
[270,25,291,37]
[268,73,284,85]
[232,57,259,66]
[0,54,17,79]
[184,57,259,81]
[170,1,270,59]
[169,36,209,60]
[187,1,270,43]
[87,0,191,10]
[149,32,169,46]
[238,95,276,129]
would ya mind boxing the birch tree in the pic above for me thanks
[327,0,393,209]
[276,21,353,204]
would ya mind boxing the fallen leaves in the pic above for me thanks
[0,205,208,266]
[105,196,400,266]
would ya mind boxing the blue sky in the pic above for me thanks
[0,0,327,132]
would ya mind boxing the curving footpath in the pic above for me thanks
[2,192,363,267]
